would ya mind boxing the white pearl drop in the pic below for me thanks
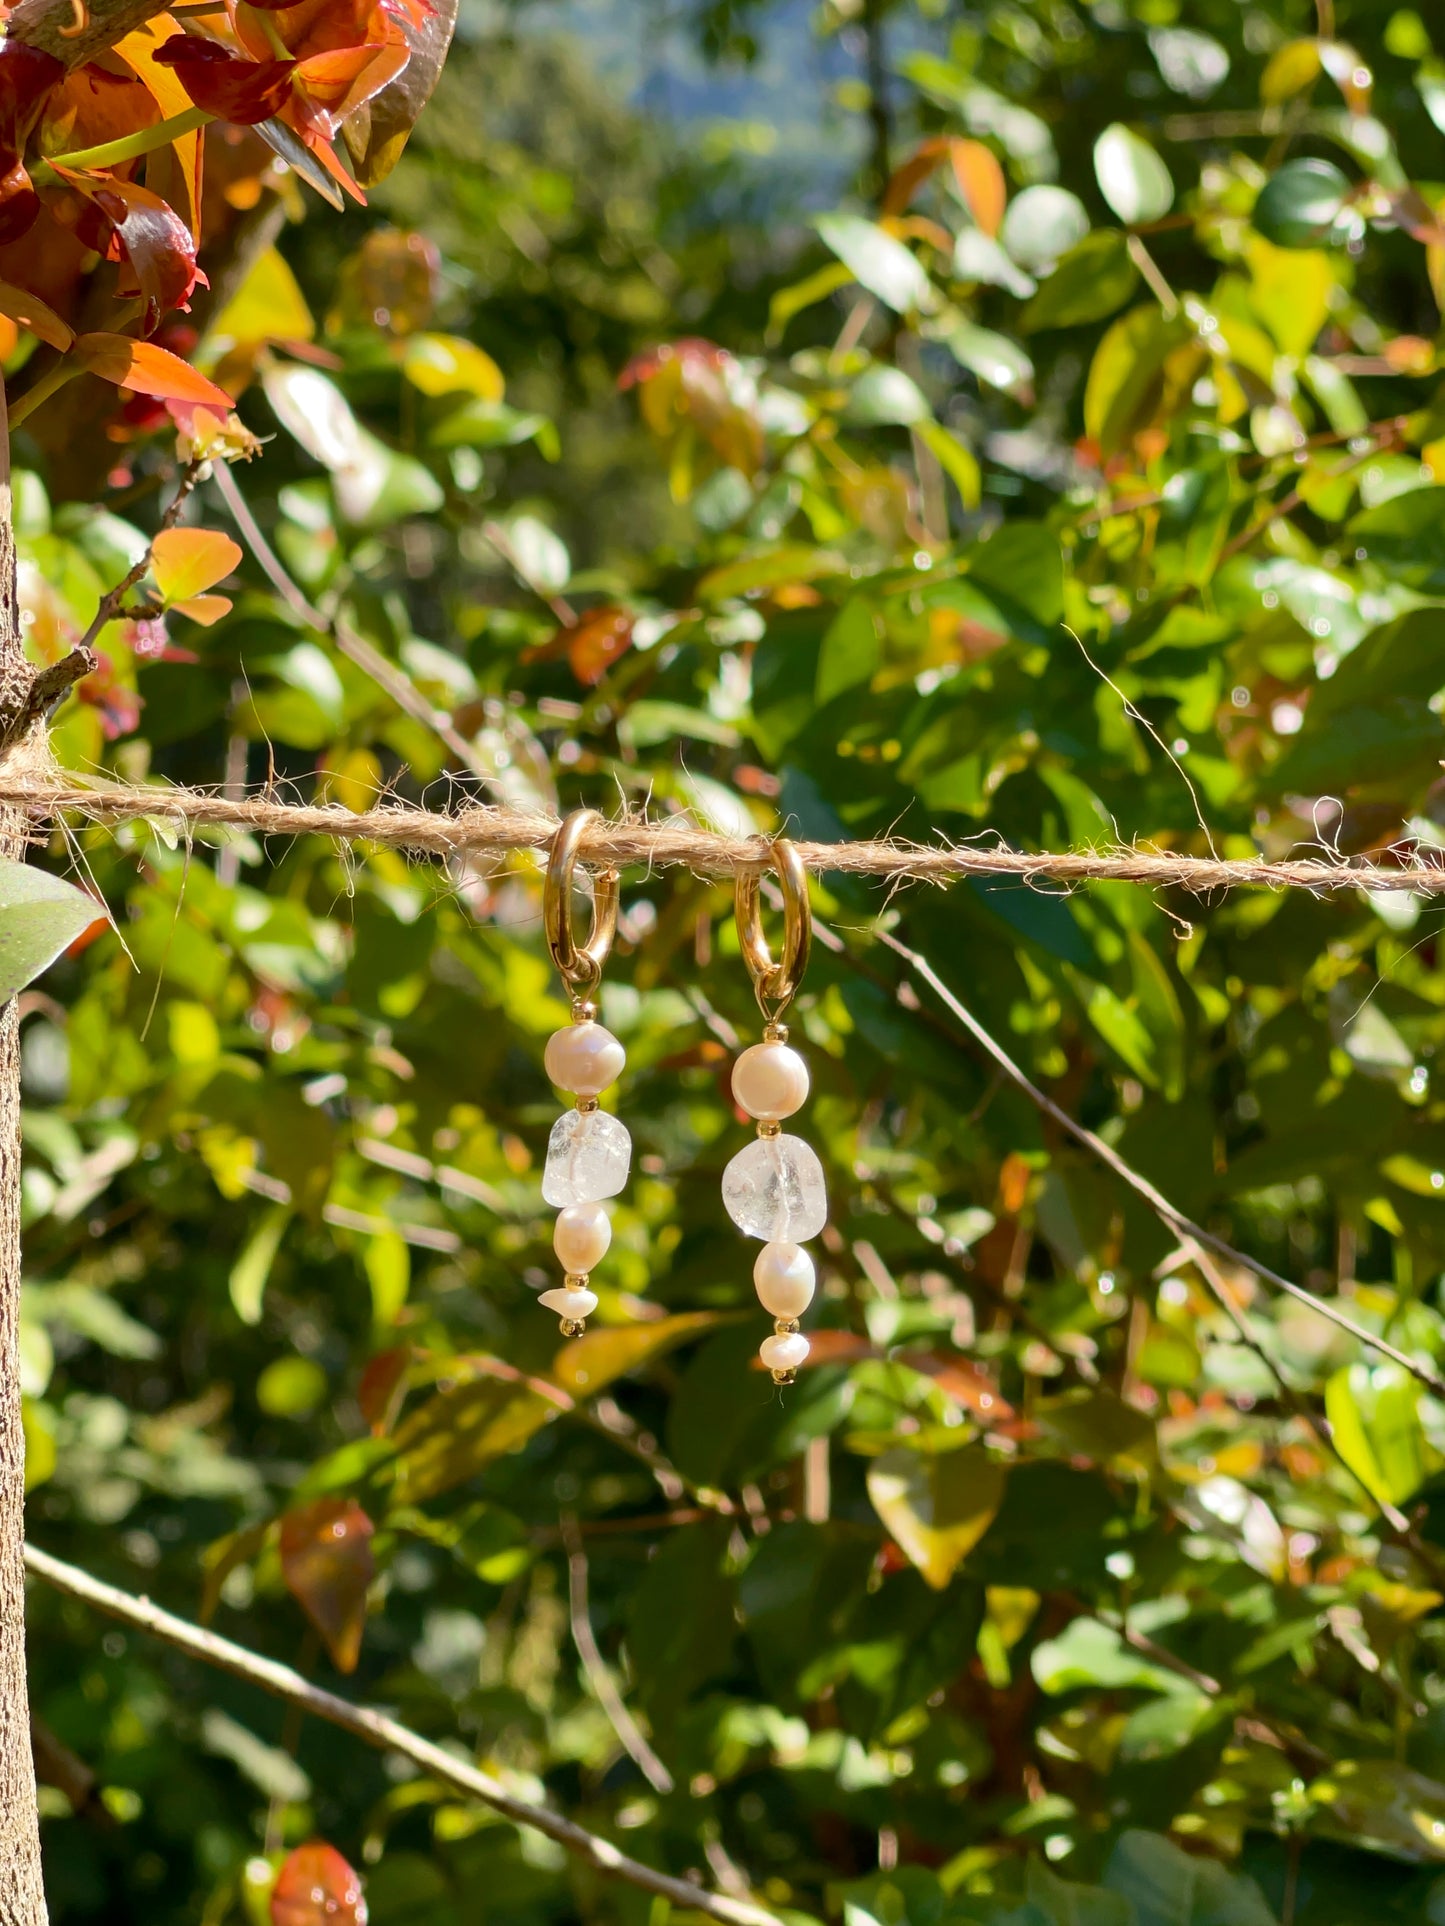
[544,1021,626,1096]
[760,1331,810,1373]
[553,1203,612,1273]
[539,1285,598,1319]
[731,1041,810,1121]
[753,1242,815,1319]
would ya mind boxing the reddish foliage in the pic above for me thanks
[58,170,202,330]
[279,1498,375,1673]
[153,41,297,125]
[0,43,63,245]
[270,1842,368,1926]
[566,605,634,686]
[357,1346,411,1433]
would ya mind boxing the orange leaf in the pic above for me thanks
[270,1842,367,1926]
[0,280,71,350]
[881,136,951,217]
[171,593,232,626]
[950,138,1006,238]
[75,333,232,407]
[151,527,242,604]
[279,1497,374,1673]
[565,605,634,686]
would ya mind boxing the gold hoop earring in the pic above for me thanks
[723,838,826,1384]
[537,810,629,1336]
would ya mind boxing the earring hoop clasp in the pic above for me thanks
[735,836,811,1023]
[544,809,618,999]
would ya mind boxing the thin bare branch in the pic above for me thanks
[560,1514,675,1795]
[24,1542,779,1926]
[876,929,1445,1400]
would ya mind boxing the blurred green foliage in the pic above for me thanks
[19,1,1445,1921]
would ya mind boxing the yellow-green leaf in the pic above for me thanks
[151,528,243,606]
[867,1444,1006,1589]
[403,333,505,401]
[552,1311,722,1397]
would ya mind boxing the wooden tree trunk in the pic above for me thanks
[0,393,50,1922]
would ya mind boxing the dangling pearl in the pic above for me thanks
[753,1241,815,1318]
[539,1284,599,1320]
[731,1041,810,1121]
[544,1022,626,1096]
[554,1202,612,1272]
[760,1330,810,1373]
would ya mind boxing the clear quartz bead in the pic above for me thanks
[542,1108,632,1205]
[722,1132,827,1242]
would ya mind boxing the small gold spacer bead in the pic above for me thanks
[775,1318,800,1335]
[763,1021,789,1043]
[560,1317,586,1337]
[564,1272,590,1289]
[756,1119,782,1139]
[770,1369,797,1387]
[571,998,598,1024]
[575,1096,600,1114]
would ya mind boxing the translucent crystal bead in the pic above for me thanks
[760,1331,810,1373]
[540,1284,599,1320]
[542,1108,631,1206]
[722,1133,827,1242]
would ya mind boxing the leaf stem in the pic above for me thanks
[45,105,210,173]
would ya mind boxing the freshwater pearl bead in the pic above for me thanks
[753,1242,815,1319]
[544,1021,626,1096]
[731,1041,810,1121]
[760,1331,810,1373]
[553,1203,612,1273]
[539,1284,599,1320]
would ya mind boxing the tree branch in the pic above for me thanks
[23,1543,780,1926]
[211,463,508,799]
[874,929,1445,1400]
[560,1514,675,1796]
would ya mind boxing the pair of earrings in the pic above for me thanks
[536,810,827,1385]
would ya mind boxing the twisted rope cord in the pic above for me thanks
[0,773,1441,894]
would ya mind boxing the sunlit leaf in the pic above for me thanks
[552,1311,722,1396]
[1094,123,1174,225]
[151,528,243,606]
[0,859,107,1002]
[815,213,937,314]
[76,334,233,407]
[866,1444,1005,1589]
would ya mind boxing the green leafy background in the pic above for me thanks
[17,2,1445,1921]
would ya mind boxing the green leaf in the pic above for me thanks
[1000,184,1090,273]
[390,1373,558,1502]
[866,1444,1006,1589]
[769,260,854,338]
[915,418,982,508]
[1032,1618,1192,1696]
[1253,158,1352,247]
[1094,125,1174,225]
[815,214,936,314]
[551,1310,721,1396]
[844,364,930,426]
[940,318,1035,393]
[1105,1830,1276,1924]
[1325,1363,1429,1507]
[816,598,882,703]
[1350,487,1445,592]
[229,1204,291,1327]
[1022,230,1140,332]
[0,858,103,1002]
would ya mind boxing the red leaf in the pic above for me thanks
[357,1345,410,1434]
[0,42,64,246]
[279,1498,374,1673]
[270,1842,368,1926]
[56,170,200,332]
[565,605,634,687]
[153,40,296,125]
[76,333,232,407]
